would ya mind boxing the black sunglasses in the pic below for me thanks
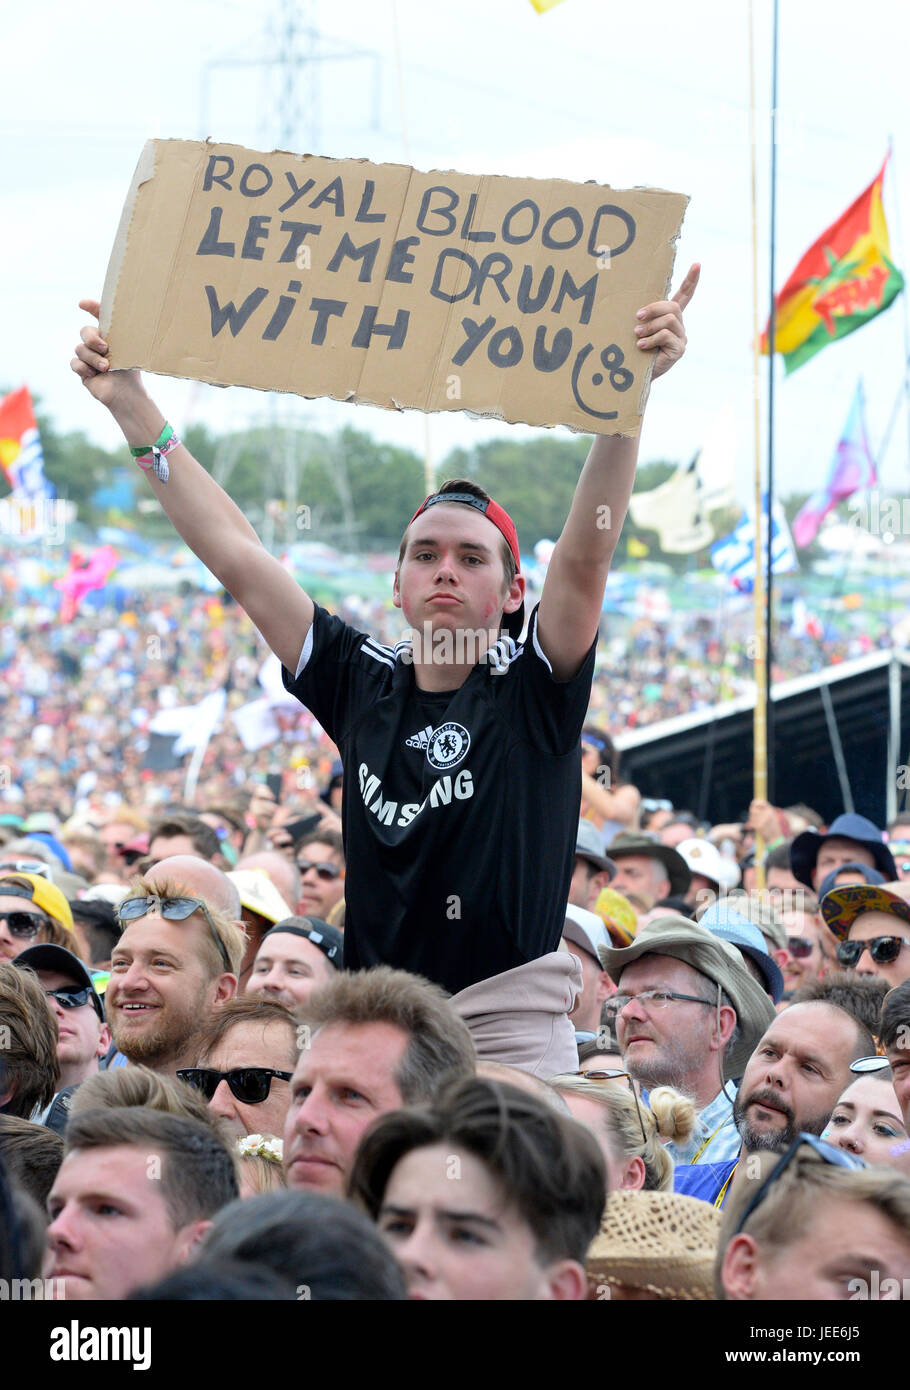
[787,936,815,959]
[296,860,343,880]
[837,936,910,969]
[117,896,231,971]
[45,986,94,1010]
[177,1067,293,1104]
[733,1133,865,1235]
[0,910,50,940]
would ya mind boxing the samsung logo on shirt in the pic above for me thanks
[358,762,474,826]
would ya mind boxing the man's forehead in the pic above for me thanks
[36,967,82,991]
[615,856,658,874]
[405,503,501,548]
[208,1017,295,1066]
[848,912,910,939]
[764,1001,854,1049]
[619,953,699,988]
[296,1019,409,1073]
[257,934,324,966]
[57,1143,158,1186]
[115,913,203,954]
[819,838,873,858]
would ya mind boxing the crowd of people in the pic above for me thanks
[3,790,910,1301]
[0,554,895,832]
[4,268,910,1309]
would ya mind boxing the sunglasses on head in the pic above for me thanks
[733,1133,865,1236]
[117,896,231,971]
[836,936,910,969]
[0,910,50,940]
[0,860,51,879]
[577,1068,648,1147]
[177,1067,293,1104]
[296,860,343,880]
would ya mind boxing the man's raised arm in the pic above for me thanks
[71,299,313,675]
[536,264,700,682]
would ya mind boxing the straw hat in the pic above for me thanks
[586,1190,722,1301]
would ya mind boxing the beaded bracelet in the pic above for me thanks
[130,423,180,483]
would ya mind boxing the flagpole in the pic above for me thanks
[748,1,768,887]
[765,0,780,809]
[885,136,910,492]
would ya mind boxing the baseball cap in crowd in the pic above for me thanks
[597,916,776,1081]
[407,490,524,639]
[699,903,785,1005]
[562,905,612,969]
[228,870,292,925]
[14,943,105,1021]
[575,821,617,879]
[820,883,910,942]
[261,916,343,967]
[0,871,74,933]
[790,814,897,889]
[816,862,887,902]
[607,833,692,898]
[676,838,741,892]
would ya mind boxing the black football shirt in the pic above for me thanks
[282,602,596,995]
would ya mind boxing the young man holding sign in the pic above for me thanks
[71,263,697,1009]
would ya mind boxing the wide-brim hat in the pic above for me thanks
[597,916,776,1081]
[699,903,785,1005]
[575,820,618,878]
[820,883,910,942]
[586,1190,722,1301]
[790,814,896,889]
[607,833,691,898]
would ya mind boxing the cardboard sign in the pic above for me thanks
[102,140,688,435]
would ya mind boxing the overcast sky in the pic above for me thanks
[4,0,910,504]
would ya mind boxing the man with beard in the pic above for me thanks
[674,1000,875,1208]
[598,918,775,1165]
[105,872,246,1077]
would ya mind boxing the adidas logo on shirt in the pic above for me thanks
[405,725,434,751]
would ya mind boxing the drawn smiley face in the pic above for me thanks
[570,342,634,420]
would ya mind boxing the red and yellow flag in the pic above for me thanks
[761,159,904,374]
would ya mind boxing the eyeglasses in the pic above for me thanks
[296,861,344,880]
[787,936,815,960]
[116,896,231,972]
[578,1068,649,1147]
[0,910,51,940]
[604,988,714,1023]
[733,1133,866,1236]
[45,986,94,1010]
[836,936,910,969]
[177,1067,293,1104]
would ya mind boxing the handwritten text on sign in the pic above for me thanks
[102,141,688,435]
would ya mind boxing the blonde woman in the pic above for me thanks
[552,1073,695,1192]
